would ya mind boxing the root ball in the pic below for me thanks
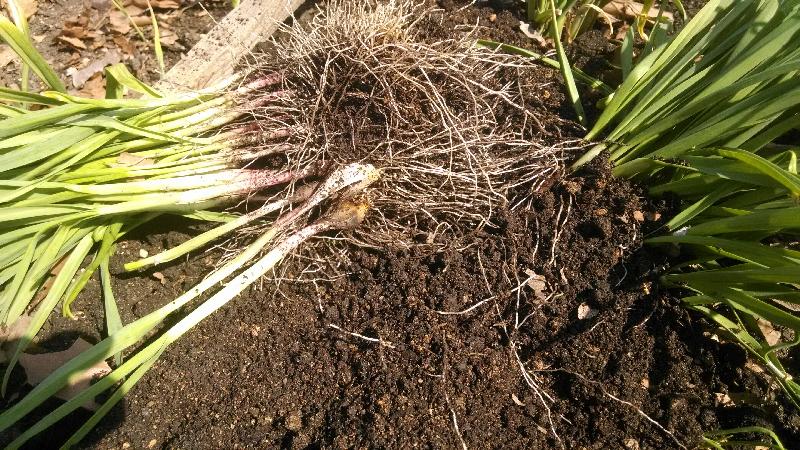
[247,0,581,247]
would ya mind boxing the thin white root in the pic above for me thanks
[328,324,396,349]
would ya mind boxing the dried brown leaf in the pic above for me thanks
[112,34,136,55]
[19,337,111,410]
[518,22,548,48]
[109,9,132,34]
[159,28,182,50]
[125,4,145,15]
[603,1,674,22]
[131,15,151,27]
[79,73,107,98]
[0,314,31,345]
[0,44,16,68]
[58,36,87,50]
[757,318,782,346]
[62,25,87,39]
[132,0,179,9]
[1,0,38,18]
[116,152,156,167]
[67,49,121,88]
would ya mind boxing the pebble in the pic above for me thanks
[624,438,640,450]
[285,412,302,432]
[139,248,149,258]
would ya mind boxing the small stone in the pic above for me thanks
[524,268,547,300]
[139,248,149,258]
[745,360,764,373]
[594,208,608,216]
[488,13,497,22]
[633,211,645,222]
[285,412,302,432]
[152,272,166,285]
[122,443,131,449]
[715,392,732,406]
[147,439,157,449]
[577,303,598,320]
[646,211,662,221]
[624,438,640,450]
[640,378,650,389]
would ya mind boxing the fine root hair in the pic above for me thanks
[243,0,582,248]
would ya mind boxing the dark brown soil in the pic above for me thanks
[2,1,800,449]
[75,157,797,449]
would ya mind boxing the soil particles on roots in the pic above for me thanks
[1,0,799,449]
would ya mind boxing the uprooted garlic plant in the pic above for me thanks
[0,1,576,446]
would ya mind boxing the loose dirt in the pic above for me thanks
[2,0,799,449]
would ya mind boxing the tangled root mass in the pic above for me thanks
[246,0,579,248]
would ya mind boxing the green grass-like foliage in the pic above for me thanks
[646,148,800,407]
[0,21,292,447]
[574,0,800,407]
[527,0,610,42]
[703,426,787,449]
[575,0,800,170]
[526,0,684,43]
[0,61,258,394]
[0,13,379,447]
